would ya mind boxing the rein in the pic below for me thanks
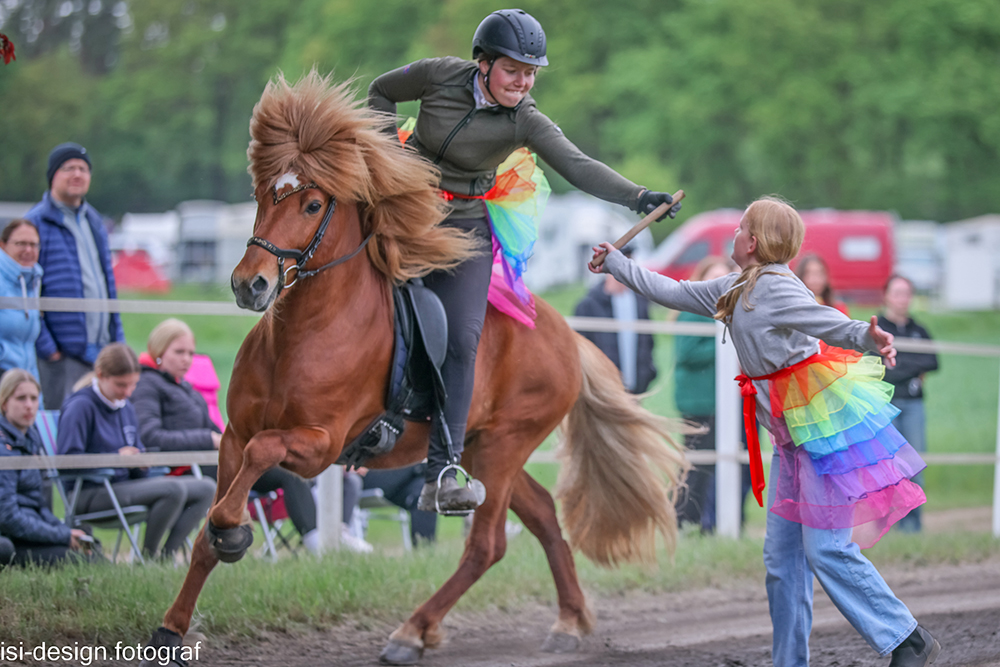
[246,186,374,290]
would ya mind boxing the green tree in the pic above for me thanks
[93,0,292,213]
[2,0,999,224]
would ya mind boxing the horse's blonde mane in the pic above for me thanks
[248,69,480,282]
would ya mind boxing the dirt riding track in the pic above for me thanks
[199,557,1000,667]
[26,509,1000,667]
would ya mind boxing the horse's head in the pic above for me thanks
[232,175,340,311]
[232,69,479,311]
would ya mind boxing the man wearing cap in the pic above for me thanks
[24,142,124,409]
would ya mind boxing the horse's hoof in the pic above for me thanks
[205,521,253,563]
[541,631,580,654]
[139,627,188,667]
[379,639,423,665]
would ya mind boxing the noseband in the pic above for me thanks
[246,183,374,290]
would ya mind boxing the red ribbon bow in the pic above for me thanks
[735,374,766,507]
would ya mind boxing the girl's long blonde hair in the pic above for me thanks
[714,196,805,323]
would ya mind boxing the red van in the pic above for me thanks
[646,208,895,304]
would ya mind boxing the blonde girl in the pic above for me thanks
[590,197,940,667]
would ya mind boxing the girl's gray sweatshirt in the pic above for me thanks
[603,250,880,415]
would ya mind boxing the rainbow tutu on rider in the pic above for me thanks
[763,344,926,548]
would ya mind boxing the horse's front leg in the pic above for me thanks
[206,426,331,562]
[141,427,334,665]
[140,428,247,665]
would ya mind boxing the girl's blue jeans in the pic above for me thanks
[763,453,917,666]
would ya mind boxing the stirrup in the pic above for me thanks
[434,464,486,516]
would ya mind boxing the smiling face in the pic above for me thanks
[2,380,40,432]
[1,223,40,267]
[479,56,537,107]
[731,212,759,269]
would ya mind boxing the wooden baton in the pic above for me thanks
[588,189,685,271]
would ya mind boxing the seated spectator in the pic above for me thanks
[131,318,323,555]
[0,219,44,382]
[795,253,850,316]
[573,243,657,393]
[362,463,437,546]
[56,343,215,560]
[0,368,89,566]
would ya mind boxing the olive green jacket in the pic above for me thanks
[368,56,645,219]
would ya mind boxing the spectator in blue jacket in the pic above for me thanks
[0,219,44,382]
[24,143,124,410]
[0,368,89,566]
[57,343,214,560]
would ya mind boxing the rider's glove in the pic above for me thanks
[637,189,682,220]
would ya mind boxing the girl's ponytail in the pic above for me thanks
[714,264,767,323]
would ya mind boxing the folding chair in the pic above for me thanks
[358,488,412,551]
[35,410,151,563]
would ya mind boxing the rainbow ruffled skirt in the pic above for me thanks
[764,345,926,548]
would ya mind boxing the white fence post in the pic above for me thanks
[316,465,343,551]
[993,362,1000,539]
[715,321,742,538]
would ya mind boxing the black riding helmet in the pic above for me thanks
[472,9,548,67]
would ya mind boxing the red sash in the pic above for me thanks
[734,351,825,507]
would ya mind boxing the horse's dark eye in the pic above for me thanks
[306,201,322,214]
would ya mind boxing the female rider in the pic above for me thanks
[368,9,681,512]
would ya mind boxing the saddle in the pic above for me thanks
[336,280,447,468]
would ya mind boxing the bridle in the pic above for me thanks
[246,182,374,291]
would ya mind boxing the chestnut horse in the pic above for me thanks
[147,71,687,665]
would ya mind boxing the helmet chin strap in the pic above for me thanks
[482,58,520,111]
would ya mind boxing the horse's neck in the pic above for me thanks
[268,257,392,347]
[275,255,392,335]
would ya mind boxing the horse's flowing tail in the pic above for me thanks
[557,335,691,567]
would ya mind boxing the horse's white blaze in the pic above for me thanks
[274,172,301,198]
